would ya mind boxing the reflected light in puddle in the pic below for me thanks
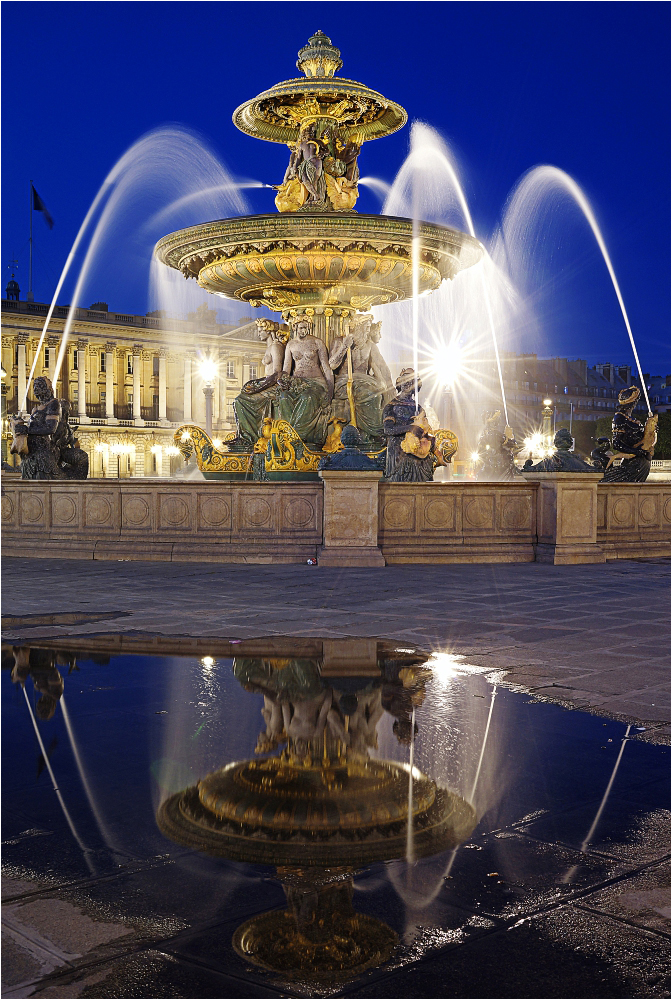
[427,652,466,687]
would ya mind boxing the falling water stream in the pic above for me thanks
[498,165,653,414]
[22,127,252,406]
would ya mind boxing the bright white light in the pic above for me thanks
[200,656,215,669]
[543,398,553,407]
[150,444,162,455]
[212,438,223,449]
[199,358,217,384]
[428,652,465,686]
[471,452,480,462]
[94,443,107,453]
[165,446,180,456]
[181,431,191,442]
[431,342,464,387]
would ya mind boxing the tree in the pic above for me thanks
[654,411,670,459]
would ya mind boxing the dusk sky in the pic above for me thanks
[2,1,669,373]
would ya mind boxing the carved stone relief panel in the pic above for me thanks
[158,492,193,531]
[51,492,80,529]
[197,492,232,532]
[83,491,118,530]
[19,491,47,527]
[121,492,154,530]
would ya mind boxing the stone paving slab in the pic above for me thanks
[2,557,669,738]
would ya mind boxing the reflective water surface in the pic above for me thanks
[2,637,669,998]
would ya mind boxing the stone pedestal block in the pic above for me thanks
[524,472,605,564]
[319,471,385,567]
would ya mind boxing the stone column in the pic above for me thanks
[319,471,386,567]
[158,349,169,425]
[132,346,144,425]
[183,356,192,421]
[16,336,27,411]
[218,351,228,427]
[77,340,90,423]
[105,343,118,423]
[523,471,605,565]
[47,336,59,393]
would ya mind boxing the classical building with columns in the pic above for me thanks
[1,291,266,476]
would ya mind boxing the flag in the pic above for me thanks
[31,185,54,229]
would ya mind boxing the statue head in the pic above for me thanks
[369,320,382,344]
[396,367,421,395]
[291,316,313,340]
[275,325,291,345]
[618,385,640,410]
[33,376,54,402]
[554,427,574,451]
[352,314,372,347]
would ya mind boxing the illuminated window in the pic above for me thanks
[127,356,134,375]
[249,363,258,380]
[100,352,106,373]
[227,361,235,378]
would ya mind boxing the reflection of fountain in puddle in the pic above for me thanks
[2,636,665,995]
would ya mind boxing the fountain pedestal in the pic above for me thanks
[525,472,606,565]
[319,470,385,567]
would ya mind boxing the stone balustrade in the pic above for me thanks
[1,476,668,565]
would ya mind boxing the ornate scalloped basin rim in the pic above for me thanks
[154,213,485,278]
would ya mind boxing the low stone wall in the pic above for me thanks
[0,479,323,563]
[1,476,668,565]
[598,482,671,560]
[378,482,538,563]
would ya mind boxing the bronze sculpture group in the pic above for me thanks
[9,376,89,480]
[275,122,361,213]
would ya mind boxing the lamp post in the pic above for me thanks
[199,359,217,436]
[542,398,553,448]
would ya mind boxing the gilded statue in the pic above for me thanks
[382,368,445,482]
[230,320,290,450]
[10,376,89,480]
[474,409,523,481]
[601,386,657,483]
[328,313,393,446]
[279,315,334,447]
[275,122,360,213]
[524,427,595,473]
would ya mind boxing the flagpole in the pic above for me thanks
[28,180,34,302]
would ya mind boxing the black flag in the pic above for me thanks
[31,185,54,229]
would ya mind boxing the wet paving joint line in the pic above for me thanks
[571,901,671,939]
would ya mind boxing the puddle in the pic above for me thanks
[1,637,669,997]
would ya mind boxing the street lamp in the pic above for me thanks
[199,358,217,436]
[542,398,553,448]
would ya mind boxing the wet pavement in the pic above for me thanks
[2,557,670,738]
[1,634,669,998]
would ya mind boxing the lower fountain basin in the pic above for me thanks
[155,212,484,314]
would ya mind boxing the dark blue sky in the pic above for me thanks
[2,1,669,372]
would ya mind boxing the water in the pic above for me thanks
[23,127,254,406]
[2,636,668,996]
[376,123,652,455]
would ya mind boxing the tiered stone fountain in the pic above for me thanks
[155,31,483,483]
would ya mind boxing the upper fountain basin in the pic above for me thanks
[155,212,484,314]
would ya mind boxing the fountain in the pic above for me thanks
[155,31,482,481]
[157,640,476,986]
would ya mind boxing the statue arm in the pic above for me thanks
[270,340,285,376]
[282,342,294,376]
[317,340,334,401]
[328,336,350,370]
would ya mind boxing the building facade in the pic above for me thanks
[1,295,267,476]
